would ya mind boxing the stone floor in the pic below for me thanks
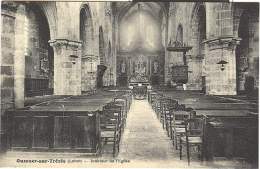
[0,99,257,168]
[116,100,256,168]
[118,100,176,161]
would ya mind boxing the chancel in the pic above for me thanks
[0,1,259,168]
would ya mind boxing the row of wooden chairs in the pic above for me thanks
[150,93,205,165]
[99,93,132,157]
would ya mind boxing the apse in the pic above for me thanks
[119,5,162,52]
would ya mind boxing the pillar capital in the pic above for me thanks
[203,36,242,51]
[82,54,99,61]
[49,39,82,50]
[49,39,82,58]
[1,1,25,18]
[1,2,20,13]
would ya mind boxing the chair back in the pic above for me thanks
[169,99,178,109]
[173,111,190,126]
[176,104,186,111]
[185,117,205,137]
[101,104,122,129]
[103,103,122,115]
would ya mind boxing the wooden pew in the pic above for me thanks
[149,90,258,164]
[4,90,132,156]
[184,103,256,110]
[203,115,258,163]
[4,97,113,154]
[6,107,101,154]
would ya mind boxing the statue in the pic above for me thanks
[121,61,126,73]
[153,61,158,73]
[135,61,146,75]
[140,62,146,75]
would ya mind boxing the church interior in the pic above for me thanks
[0,1,259,168]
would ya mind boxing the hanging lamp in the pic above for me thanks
[217,41,228,71]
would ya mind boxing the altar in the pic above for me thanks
[129,73,150,100]
[116,52,165,87]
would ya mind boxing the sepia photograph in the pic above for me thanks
[0,0,259,168]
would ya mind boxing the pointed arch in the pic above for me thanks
[190,2,206,57]
[24,3,54,96]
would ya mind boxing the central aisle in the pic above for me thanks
[116,100,251,168]
[118,100,176,161]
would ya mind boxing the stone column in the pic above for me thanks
[114,17,119,86]
[1,2,19,151]
[204,37,241,95]
[14,3,26,108]
[49,39,82,95]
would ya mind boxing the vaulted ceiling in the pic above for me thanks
[116,2,168,53]
[113,2,169,22]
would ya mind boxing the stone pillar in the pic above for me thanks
[1,2,19,151]
[111,15,116,87]
[49,39,82,95]
[204,37,241,95]
[1,3,16,111]
[14,4,26,108]
[114,18,119,86]
[81,55,98,92]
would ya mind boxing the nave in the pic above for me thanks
[0,93,257,168]
[1,1,259,168]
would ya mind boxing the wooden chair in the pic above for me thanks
[179,117,205,165]
[113,98,127,132]
[171,104,190,150]
[163,99,178,137]
[163,100,178,138]
[155,97,164,119]
[151,96,158,112]
[159,98,172,128]
[100,104,122,157]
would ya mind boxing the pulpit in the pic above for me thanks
[167,40,192,89]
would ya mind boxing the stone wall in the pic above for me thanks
[166,2,204,90]
[1,2,259,108]
[41,2,114,93]
[25,6,52,81]
[167,2,258,95]
[1,4,16,112]
[233,3,259,91]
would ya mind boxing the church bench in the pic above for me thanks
[203,115,258,163]
[4,98,115,154]
[5,108,101,154]
[195,109,251,117]
[148,91,258,163]
[4,91,132,155]
[184,103,257,110]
